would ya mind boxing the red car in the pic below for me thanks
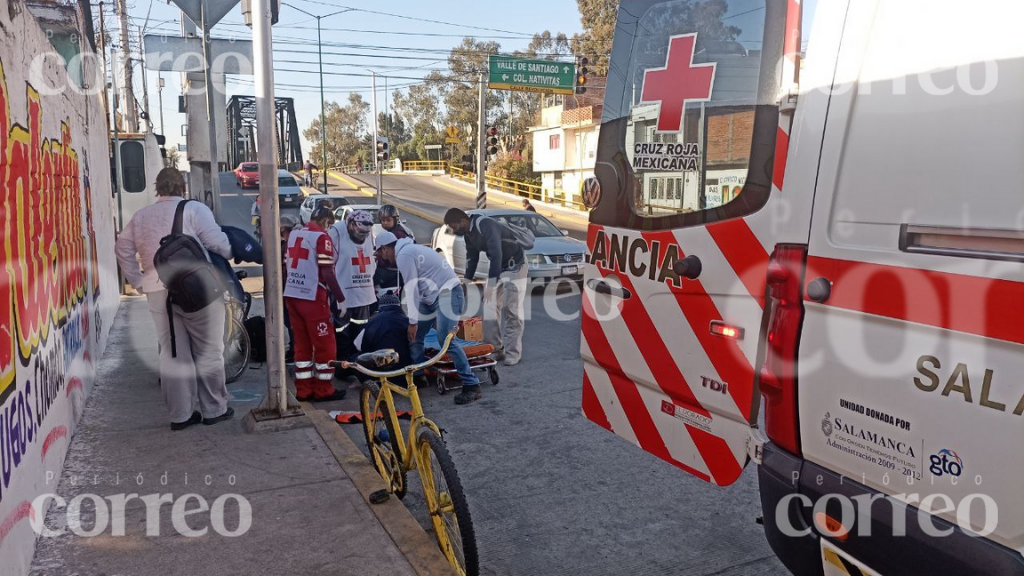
[234,162,259,188]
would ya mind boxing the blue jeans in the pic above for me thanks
[410,288,480,387]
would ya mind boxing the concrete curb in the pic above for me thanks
[307,406,456,576]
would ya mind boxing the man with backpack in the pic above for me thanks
[115,168,235,431]
[443,208,530,366]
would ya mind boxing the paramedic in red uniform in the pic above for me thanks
[284,207,347,401]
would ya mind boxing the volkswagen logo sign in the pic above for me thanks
[563,254,573,263]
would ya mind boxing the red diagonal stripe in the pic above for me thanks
[581,296,671,462]
[704,219,770,307]
[772,126,790,191]
[641,230,757,420]
[581,372,612,431]
[807,256,1024,345]
[686,424,744,486]
[583,274,713,483]
[597,268,710,417]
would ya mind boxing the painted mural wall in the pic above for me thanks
[0,0,120,573]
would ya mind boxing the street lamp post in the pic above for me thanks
[283,4,349,193]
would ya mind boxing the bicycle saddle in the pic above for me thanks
[356,349,399,368]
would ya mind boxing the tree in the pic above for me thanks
[303,93,370,167]
[571,0,618,75]
[165,145,181,169]
[689,0,741,42]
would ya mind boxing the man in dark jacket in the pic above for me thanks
[355,292,412,368]
[443,208,528,366]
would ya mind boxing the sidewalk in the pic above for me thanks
[30,296,453,576]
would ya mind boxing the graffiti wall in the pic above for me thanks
[0,0,120,573]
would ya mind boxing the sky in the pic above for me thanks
[116,0,817,161]
[118,0,586,158]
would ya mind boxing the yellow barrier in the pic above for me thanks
[403,160,448,172]
[444,165,585,211]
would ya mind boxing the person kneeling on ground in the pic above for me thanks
[284,206,348,402]
[374,231,482,405]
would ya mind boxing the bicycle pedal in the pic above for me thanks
[369,489,390,505]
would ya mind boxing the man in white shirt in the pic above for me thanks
[375,231,482,405]
[115,168,235,430]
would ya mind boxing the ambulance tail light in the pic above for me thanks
[759,244,808,457]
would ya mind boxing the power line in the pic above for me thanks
[288,0,535,37]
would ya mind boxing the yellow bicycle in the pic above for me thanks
[336,332,479,576]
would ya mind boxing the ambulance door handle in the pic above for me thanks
[674,255,702,280]
[587,279,632,299]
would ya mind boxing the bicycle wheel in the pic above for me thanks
[416,428,479,576]
[360,380,407,498]
[224,316,251,383]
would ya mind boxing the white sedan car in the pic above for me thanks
[431,209,585,281]
[334,204,415,241]
[299,194,351,224]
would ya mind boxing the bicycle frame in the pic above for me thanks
[340,333,457,472]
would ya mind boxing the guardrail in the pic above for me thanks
[447,165,585,211]
[403,160,448,171]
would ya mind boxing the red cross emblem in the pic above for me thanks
[351,248,371,273]
[639,33,716,133]
[287,236,309,269]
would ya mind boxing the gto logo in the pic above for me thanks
[700,376,728,395]
[929,448,964,478]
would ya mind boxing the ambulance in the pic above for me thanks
[580,1,1024,574]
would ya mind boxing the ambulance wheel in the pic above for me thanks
[360,380,407,499]
[488,367,499,386]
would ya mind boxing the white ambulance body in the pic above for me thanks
[581,1,1024,574]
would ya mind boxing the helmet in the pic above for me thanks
[379,204,400,219]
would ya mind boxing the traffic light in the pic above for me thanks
[376,137,390,162]
[486,127,499,156]
[575,55,589,95]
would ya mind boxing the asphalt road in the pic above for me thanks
[215,172,786,576]
[340,171,588,240]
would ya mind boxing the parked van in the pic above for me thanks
[112,131,166,230]
[580,1,1024,574]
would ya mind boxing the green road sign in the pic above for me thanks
[488,55,576,95]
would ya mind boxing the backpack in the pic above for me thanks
[245,316,267,362]
[153,199,225,355]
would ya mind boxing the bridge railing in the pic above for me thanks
[403,160,448,172]
[446,165,585,211]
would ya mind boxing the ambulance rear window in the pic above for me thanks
[598,0,783,226]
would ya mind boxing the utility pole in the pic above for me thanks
[317,14,327,192]
[251,0,299,422]
[277,5,350,192]
[115,0,137,132]
[98,2,110,121]
[475,71,486,209]
[157,75,165,135]
[371,70,382,203]
[200,0,222,217]
[137,25,151,132]
[111,43,126,231]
